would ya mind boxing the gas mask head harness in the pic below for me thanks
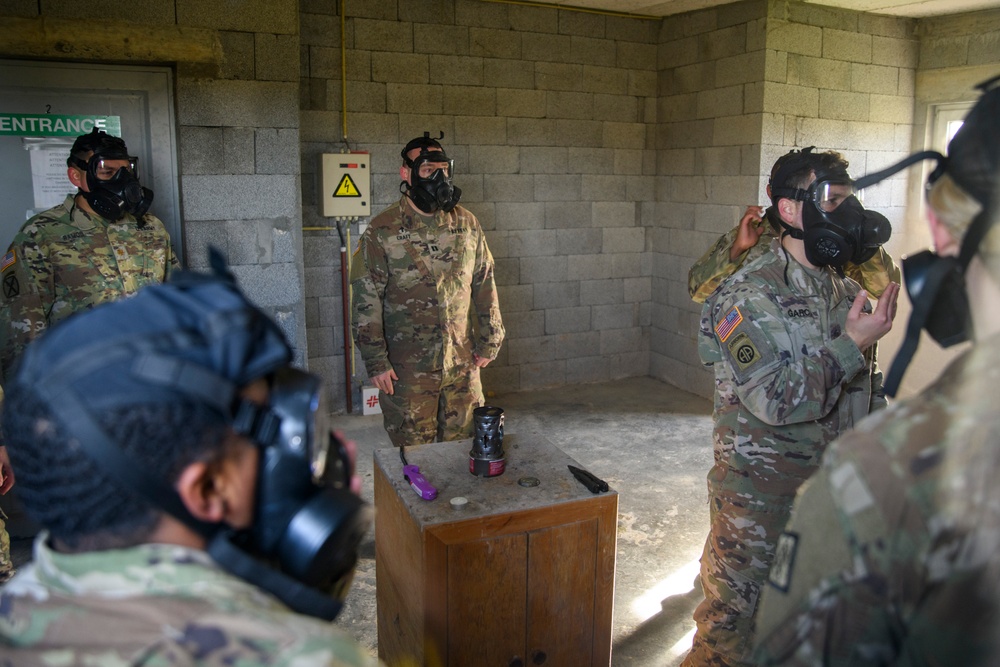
[67,128,154,223]
[400,132,462,213]
[866,74,1000,396]
[14,248,372,620]
[767,146,892,269]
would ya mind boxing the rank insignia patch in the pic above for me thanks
[769,532,799,592]
[715,306,743,342]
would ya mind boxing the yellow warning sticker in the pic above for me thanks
[335,174,361,197]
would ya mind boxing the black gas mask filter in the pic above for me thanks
[400,132,462,213]
[859,74,1000,396]
[68,128,154,222]
[19,250,372,621]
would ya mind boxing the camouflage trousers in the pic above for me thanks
[378,364,483,448]
[683,490,793,667]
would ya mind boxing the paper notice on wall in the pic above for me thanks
[24,136,75,214]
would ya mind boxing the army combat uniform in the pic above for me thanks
[0,534,381,666]
[0,194,177,583]
[687,221,900,303]
[0,194,178,382]
[754,332,1000,667]
[685,239,885,667]
[351,197,504,448]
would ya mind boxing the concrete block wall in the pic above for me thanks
[652,0,770,399]
[652,0,919,400]
[299,0,660,400]
[0,2,309,372]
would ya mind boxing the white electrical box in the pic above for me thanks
[320,152,371,218]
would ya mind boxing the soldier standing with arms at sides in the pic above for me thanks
[0,127,178,584]
[755,75,1000,667]
[683,148,900,667]
[687,148,900,304]
[351,134,504,448]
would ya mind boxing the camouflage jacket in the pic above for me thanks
[350,197,504,378]
[0,195,178,383]
[0,535,382,666]
[687,220,901,303]
[699,238,885,511]
[754,333,1000,667]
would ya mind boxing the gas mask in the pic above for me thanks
[69,139,154,222]
[22,250,373,620]
[769,164,891,269]
[401,147,462,213]
[856,74,1000,396]
[225,366,371,611]
[798,176,892,268]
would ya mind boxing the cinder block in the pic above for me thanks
[443,86,496,116]
[484,58,535,90]
[469,27,522,58]
[696,85,745,119]
[570,35,616,66]
[521,255,568,284]
[617,41,657,71]
[534,174,582,201]
[547,91,595,120]
[818,89,870,121]
[581,278,623,306]
[766,20,822,58]
[788,54,850,90]
[371,52,429,84]
[545,306,591,334]
[567,253,613,281]
[255,33,298,82]
[823,28,873,63]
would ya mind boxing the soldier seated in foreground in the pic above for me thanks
[0,255,380,666]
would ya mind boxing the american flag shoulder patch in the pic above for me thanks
[0,249,15,272]
[715,306,743,342]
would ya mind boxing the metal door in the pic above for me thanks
[0,59,182,259]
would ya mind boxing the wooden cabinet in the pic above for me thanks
[374,434,618,667]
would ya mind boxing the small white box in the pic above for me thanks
[361,386,382,415]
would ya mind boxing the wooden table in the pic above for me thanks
[374,433,618,667]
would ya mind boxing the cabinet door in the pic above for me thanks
[527,519,599,666]
[447,533,528,666]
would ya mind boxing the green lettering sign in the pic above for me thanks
[0,114,122,137]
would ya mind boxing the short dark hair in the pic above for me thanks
[770,147,850,200]
[67,128,130,168]
[2,387,229,551]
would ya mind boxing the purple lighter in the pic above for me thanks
[403,464,438,500]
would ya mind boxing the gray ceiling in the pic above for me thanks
[537,0,1000,19]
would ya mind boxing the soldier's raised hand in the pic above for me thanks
[846,282,899,351]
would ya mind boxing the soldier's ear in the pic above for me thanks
[67,166,86,190]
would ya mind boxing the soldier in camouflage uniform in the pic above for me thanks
[684,149,900,667]
[0,264,379,666]
[0,128,178,381]
[351,135,504,447]
[0,129,177,585]
[687,148,900,305]
[755,76,1000,667]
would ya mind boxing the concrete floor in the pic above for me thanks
[8,376,715,666]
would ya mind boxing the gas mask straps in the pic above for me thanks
[402,147,462,213]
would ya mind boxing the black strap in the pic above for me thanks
[882,256,959,397]
[207,532,343,621]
